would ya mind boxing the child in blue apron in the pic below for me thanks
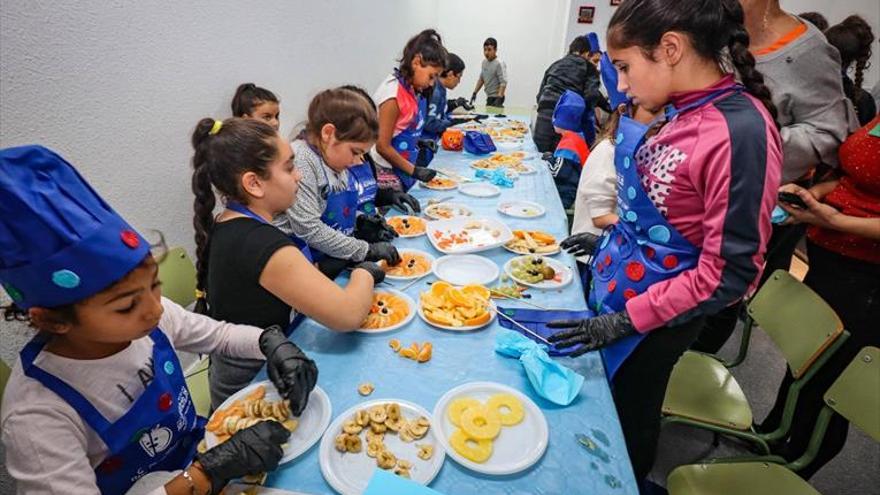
[547,0,783,482]
[188,118,384,409]
[231,82,280,131]
[371,29,447,192]
[275,86,401,275]
[546,90,593,209]
[0,145,318,495]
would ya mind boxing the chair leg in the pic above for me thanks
[712,431,720,447]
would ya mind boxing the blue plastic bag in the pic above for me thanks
[495,329,585,406]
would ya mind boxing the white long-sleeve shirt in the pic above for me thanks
[571,139,617,238]
[1,297,265,495]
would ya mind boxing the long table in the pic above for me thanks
[261,119,637,494]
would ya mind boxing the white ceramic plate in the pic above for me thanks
[432,381,549,475]
[426,217,514,255]
[432,255,499,286]
[386,215,427,238]
[417,299,497,332]
[497,201,545,219]
[503,231,561,256]
[206,381,332,465]
[503,255,574,290]
[357,289,417,334]
[319,399,445,495]
[419,179,459,191]
[424,202,473,221]
[459,182,501,198]
[469,161,535,175]
[380,249,435,281]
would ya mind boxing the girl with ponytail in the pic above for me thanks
[231,82,281,130]
[191,117,381,408]
[546,0,782,481]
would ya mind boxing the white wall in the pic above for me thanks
[436,0,570,108]
[0,0,436,253]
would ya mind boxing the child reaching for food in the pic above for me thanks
[0,145,317,494]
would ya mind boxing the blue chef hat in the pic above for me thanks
[0,145,150,309]
[552,90,586,133]
[600,52,629,109]
[585,32,601,54]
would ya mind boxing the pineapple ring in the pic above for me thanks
[446,397,481,427]
[486,393,525,426]
[449,428,493,463]
[459,405,502,440]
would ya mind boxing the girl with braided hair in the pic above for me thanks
[826,15,876,126]
[547,0,782,481]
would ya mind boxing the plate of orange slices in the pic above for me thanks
[418,282,495,331]
[420,177,459,191]
[386,216,427,238]
[378,249,435,281]
[358,289,416,334]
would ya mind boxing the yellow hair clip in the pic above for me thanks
[209,120,223,135]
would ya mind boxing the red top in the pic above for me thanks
[808,115,880,264]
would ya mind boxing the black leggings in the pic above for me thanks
[611,317,705,481]
[761,242,880,478]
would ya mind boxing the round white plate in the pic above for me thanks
[424,202,473,221]
[432,381,549,475]
[503,255,574,290]
[319,399,445,495]
[497,201,545,219]
[432,254,499,286]
[357,289,417,334]
[459,183,501,198]
[387,215,427,238]
[420,179,458,191]
[417,299,497,332]
[206,381,332,465]
[495,141,523,151]
[380,249,435,281]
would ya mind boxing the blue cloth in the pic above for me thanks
[495,329,585,406]
[0,145,150,309]
[771,205,790,224]
[20,328,204,493]
[463,131,496,155]
[259,117,637,495]
[423,80,451,140]
[552,90,586,132]
[473,167,515,187]
[586,32,601,53]
[600,53,628,109]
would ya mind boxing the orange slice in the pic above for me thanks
[431,281,453,298]
[464,311,491,327]
[462,285,491,301]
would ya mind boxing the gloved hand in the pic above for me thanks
[354,213,397,243]
[547,311,636,356]
[448,96,474,113]
[353,261,386,284]
[317,256,349,279]
[470,92,477,106]
[365,242,401,265]
[375,188,421,213]
[418,139,438,154]
[197,420,290,493]
[496,96,506,106]
[259,326,318,415]
[541,151,555,163]
[411,166,437,183]
[560,232,602,258]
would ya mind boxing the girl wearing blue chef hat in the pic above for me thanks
[0,145,318,494]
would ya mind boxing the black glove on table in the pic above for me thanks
[353,261,386,284]
[354,213,397,243]
[411,166,437,183]
[259,326,318,415]
[547,311,636,357]
[197,420,290,493]
[560,232,602,258]
[375,188,422,213]
[365,242,401,265]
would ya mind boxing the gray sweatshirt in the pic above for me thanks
[481,58,508,97]
[273,140,369,261]
[756,21,859,183]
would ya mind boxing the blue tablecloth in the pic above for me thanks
[261,119,637,494]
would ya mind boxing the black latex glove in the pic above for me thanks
[197,421,290,493]
[547,311,636,356]
[354,213,397,243]
[353,261,386,284]
[317,256,349,279]
[418,139,438,154]
[411,166,437,183]
[560,232,602,258]
[259,326,318,415]
[365,242,401,265]
[470,92,477,105]
[541,151,555,163]
[448,96,474,113]
[375,188,422,213]
[496,96,506,106]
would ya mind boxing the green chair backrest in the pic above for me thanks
[747,270,843,378]
[157,247,197,308]
[824,347,880,442]
[0,360,11,410]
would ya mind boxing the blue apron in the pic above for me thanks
[349,162,378,214]
[20,329,203,494]
[591,87,740,380]
[391,74,428,192]
[226,201,313,333]
[314,164,359,262]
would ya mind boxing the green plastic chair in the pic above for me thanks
[0,360,11,410]
[157,247,197,308]
[184,357,211,418]
[662,270,848,454]
[667,346,879,495]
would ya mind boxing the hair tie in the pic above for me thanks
[209,120,223,135]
